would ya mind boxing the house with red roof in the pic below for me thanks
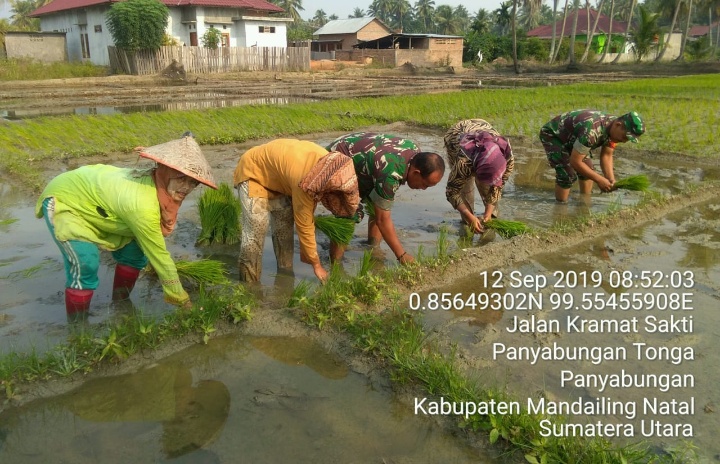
[527,9,630,56]
[30,0,290,66]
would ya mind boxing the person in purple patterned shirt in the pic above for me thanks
[539,110,645,202]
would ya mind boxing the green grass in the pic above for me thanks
[2,74,718,191]
[0,58,109,81]
[197,183,242,245]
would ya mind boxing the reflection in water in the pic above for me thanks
[63,365,230,459]
[250,336,349,380]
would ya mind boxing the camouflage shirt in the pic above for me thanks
[326,132,419,210]
[540,109,617,157]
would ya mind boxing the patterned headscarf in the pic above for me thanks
[153,164,184,237]
[299,152,360,218]
[459,131,513,187]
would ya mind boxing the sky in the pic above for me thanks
[299,0,506,21]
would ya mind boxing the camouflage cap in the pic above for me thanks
[618,112,645,143]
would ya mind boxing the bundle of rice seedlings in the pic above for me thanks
[196,183,241,246]
[174,259,229,286]
[613,175,651,192]
[315,215,356,245]
[484,219,531,239]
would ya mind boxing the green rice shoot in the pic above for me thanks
[484,219,531,239]
[197,183,241,245]
[613,174,651,192]
[315,215,355,245]
[173,259,229,286]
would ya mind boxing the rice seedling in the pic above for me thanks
[0,218,18,226]
[314,215,355,245]
[613,174,651,192]
[197,183,241,245]
[174,259,229,286]
[484,219,531,239]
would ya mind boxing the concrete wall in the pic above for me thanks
[40,6,113,64]
[335,46,463,68]
[5,32,67,62]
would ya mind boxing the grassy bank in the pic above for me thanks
[0,59,109,81]
[1,73,718,191]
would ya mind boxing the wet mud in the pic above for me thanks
[1,106,719,460]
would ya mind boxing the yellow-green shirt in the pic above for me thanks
[35,165,188,305]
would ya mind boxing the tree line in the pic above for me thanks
[2,0,718,64]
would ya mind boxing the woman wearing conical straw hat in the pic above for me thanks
[35,132,217,321]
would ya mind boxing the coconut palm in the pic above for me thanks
[629,4,661,60]
[612,0,638,62]
[435,4,462,34]
[568,0,581,65]
[369,0,394,24]
[495,1,513,35]
[654,0,683,61]
[511,0,519,71]
[350,7,365,18]
[10,0,40,30]
[272,0,304,23]
[313,9,328,26]
[390,0,412,32]
[415,0,436,32]
[454,5,471,31]
[580,0,606,62]
[676,0,694,60]
[471,8,493,34]
[598,0,616,62]
[551,0,571,63]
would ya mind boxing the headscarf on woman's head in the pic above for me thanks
[153,165,183,237]
[299,152,360,218]
[459,131,513,187]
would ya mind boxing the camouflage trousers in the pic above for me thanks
[540,129,593,189]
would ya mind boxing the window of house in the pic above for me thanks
[258,26,275,33]
[81,33,90,59]
[94,25,102,33]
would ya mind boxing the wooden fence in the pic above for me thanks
[108,45,310,75]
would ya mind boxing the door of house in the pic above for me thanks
[221,33,230,47]
[189,32,198,46]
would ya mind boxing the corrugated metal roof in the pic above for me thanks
[32,0,283,17]
[313,17,380,35]
[397,33,463,39]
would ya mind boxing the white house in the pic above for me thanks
[30,0,291,66]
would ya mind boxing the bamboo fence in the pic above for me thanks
[108,45,310,75]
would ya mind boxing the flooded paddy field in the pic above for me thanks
[1,120,719,461]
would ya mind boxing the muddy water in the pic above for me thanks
[0,334,487,463]
[0,126,712,352]
[1,125,718,460]
[418,198,720,457]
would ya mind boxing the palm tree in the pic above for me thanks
[676,0,694,60]
[369,0,394,24]
[629,4,661,60]
[568,0,581,65]
[454,5,471,31]
[272,0,305,23]
[390,0,412,32]
[511,0,519,71]
[313,9,328,27]
[350,7,366,18]
[580,0,606,62]
[598,0,616,62]
[549,0,560,61]
[471,8,492,34]
[495,1,513,35]
[612,0,637,63]
[654,0,683,61]
[435,4,460,34]
[10,0,40,30]
[551,0,570,62]
[415,0,436,32]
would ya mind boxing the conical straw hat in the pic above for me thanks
[136,133,217,189]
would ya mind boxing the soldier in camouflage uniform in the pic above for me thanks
[326,132,445,264]
[539,110,645,202]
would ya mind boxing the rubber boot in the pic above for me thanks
[65,288,93,322]
[112,264,140,301]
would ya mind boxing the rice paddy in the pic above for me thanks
[196,183,242,245]
[614,174,652,192]
[484,218,532,238]
[314,215,356,245]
